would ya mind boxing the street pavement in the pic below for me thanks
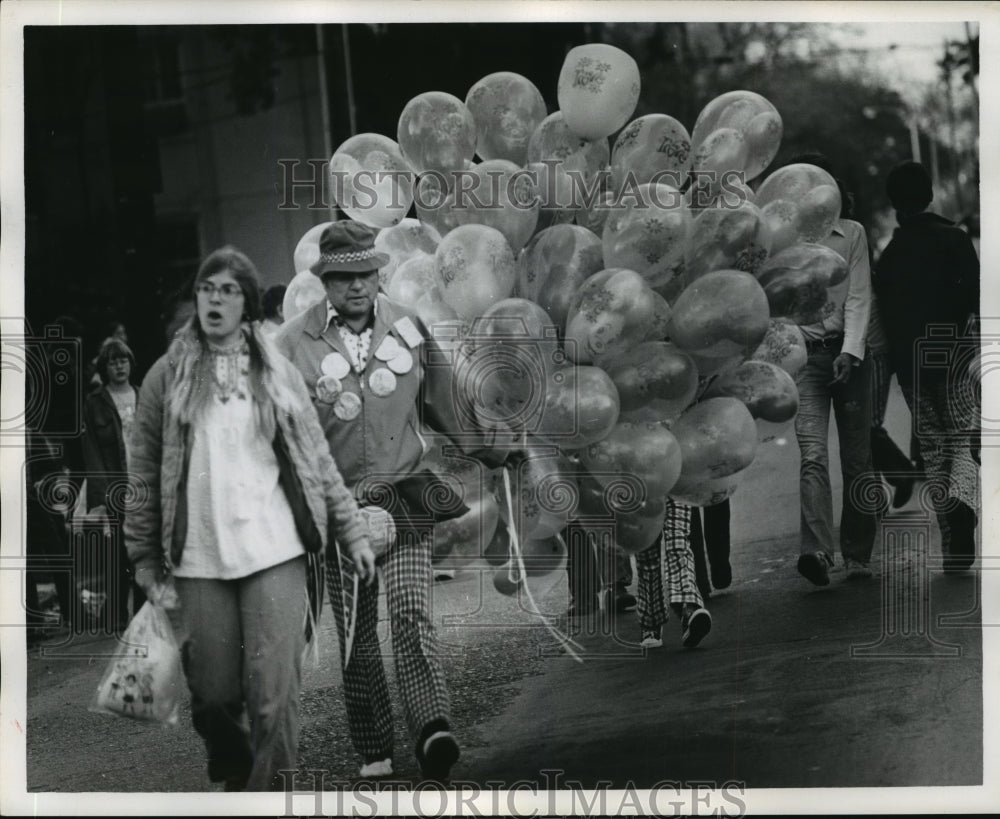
[13,376,997,814]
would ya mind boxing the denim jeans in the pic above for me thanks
[794,350,877,562]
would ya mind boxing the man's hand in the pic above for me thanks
[134,566,180,610]
[831,353,856,385]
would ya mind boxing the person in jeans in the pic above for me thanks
[789,154,876,585]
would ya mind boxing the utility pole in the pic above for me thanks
[315,24,337,221]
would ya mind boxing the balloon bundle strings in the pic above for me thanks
[501,466,584,664]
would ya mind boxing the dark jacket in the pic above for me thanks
[873,211,979,386]
[82,386,137,512]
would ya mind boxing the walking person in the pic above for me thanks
[125,246,374,791]
[874,160,980,572]
[82,338,144,631]
[277,220,502,783]
[788,154,877,585]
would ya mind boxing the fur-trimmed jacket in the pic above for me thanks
[124,322,369,577]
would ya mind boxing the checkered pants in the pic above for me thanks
[327,524,450,763]
[635,499,703,632]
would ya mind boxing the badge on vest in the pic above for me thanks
[333,391,362,420]
[321,352,351,381]
[393,317,424,349]
[316,374,343,404]
[369,368,397,397]
[373,335,403,362]
[387,348,413,374]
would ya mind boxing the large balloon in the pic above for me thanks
[282,270,326,321]
[755,163,841,252]
[564,268,658,364]
[374,218,442,289]
[669,469,748,507]
[755,243,849,323]
[415,171,461,238]
[750,318,808,377]
[397,91,477,175]
[600,341,699,424]
[701,360,799,424]
[527,112,610,214]
[615,497,667,554]
[536,365,621,450]
[329,134,414,228]
[516,224,604,331]
[666,269,770,360]
[432,495,500,566]
[670,397,758,481]
[602,182,691,293]
[557,44,641,141]
[499,448,578,540]
[292,221,334,275]
[435,224,517,320]
[690,128,749,202]
[580,421,683,500]
[452,159,539,252]
[465,72,547,165]
[386,254,459,328]
[610,114,691,193]
[690,90,783,182]
[682,201,773,284]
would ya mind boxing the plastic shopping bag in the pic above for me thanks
[88,601,184,726]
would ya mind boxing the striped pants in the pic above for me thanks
[327,523,451,764]
[635,499,704,633]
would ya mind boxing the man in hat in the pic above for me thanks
[276,219,502,783]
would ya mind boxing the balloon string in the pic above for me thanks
[502,466,584,663]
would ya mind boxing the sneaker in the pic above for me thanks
[640,627,663,648]
[681,606,712,648]
[844,557,873,579]
[419,731,460,782]
[614,588,637,612]
[797,551,832,586]
[433,568,456,581]
[359,757,394,778]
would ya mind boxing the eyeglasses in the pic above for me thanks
[195,282,244,299]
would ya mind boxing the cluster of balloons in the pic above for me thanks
[284,42,848,594]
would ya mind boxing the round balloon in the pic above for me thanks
[283,270,326,321]
[701,360,799,424]
[755,243,849,324]
[564,268,658,364]
[610,114,692,193]
[499,448,578,540]
[374,218,442,289]
[292,221,334,274]
[683,201,772,283]
[465,72,547,165]
[750,318,808,377]
[415,171,461,239]
[452,159,539,252]
[557,43,641,140]
[669,469,748,507]
[329,133,414,228]
[536,365,621,450]
[397,91,477,175]
[527,112,610,214]
[599,341,699,425]
[690,90,783,182]
[579,421,683,499]
[670,397,758,481]
[755,163,841,250]
[435,224,517,320]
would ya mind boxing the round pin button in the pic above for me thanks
[333,391,362,420]
[321,352,351,380]
[316,374,343,404]
[369,368,397,397]
[374,336,403,362]
[387,348,414,374]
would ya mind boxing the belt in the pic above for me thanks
[804,335,843,353]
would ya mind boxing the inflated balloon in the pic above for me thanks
[690,127,749,201]
[432,495,500,565]
[600,341,699,424]
[683,201,773,283]
[610,114,692,192]
[575,469,647,518]
[330,134,414,228]
[499,448,578,540]
[686,174,757,213]
[460,299,562,430]
[527,112,610,213]
[670,397,758,481]
[435,224,517,320]
[283,270,326,321]
[516,224,604,330]
[292,221,334,275]
[602,182,691,292]
[755,243,849,323]
[536,365,621,450]
[415,171,461,239]
[701,360,799,425]
[669,469,748,507]
[452,159,539,252]
[615,497,667,554]
[557,43,641,141]
[564,268,658,364]
[397,91,477,175]
[665,269,770,359]
[690,90,783,182]
[759,200,801,255]
[580,421,683,499]
[493,562,523,596]
[574,189,617,236]
[386,254,460,327]
[645,289,672,342]
[755,163,841,250]
[374,218,442,289]
[465,72,547,165]
[749,319,808,377]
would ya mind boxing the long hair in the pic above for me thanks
[167,247,294,440]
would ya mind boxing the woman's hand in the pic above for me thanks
[352,545,377,585]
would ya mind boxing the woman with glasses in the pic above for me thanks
[125,245,375,791]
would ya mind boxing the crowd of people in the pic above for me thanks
[23,158,980,790]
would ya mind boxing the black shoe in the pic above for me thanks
[943,555,975,574]
[797,551,832,586]
[710,562,732,590]
[681,605,712,648]
[891,476,915,509]
[419,731,460,783]
[614,588,637,612]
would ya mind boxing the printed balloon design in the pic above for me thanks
[527,112,610,215]
[329,133,414,228]
[557,43,641,141]
[465,72,547,165]
[690,90,783,183]
[755,163,842,253]
[564,268,658,364]
[435,224,517,320]
[452,159,539,252]
[374,218,442,290]
[610,114,692,193]
[398,91,477,175]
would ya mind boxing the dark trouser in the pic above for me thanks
[565,523,633,609]
[26,498,78,632]
[690,500,731,594]
[869,346,914,483]
[794,350,877,562]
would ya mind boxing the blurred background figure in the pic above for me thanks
[260,284,287,338]
[82,338,145,632]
